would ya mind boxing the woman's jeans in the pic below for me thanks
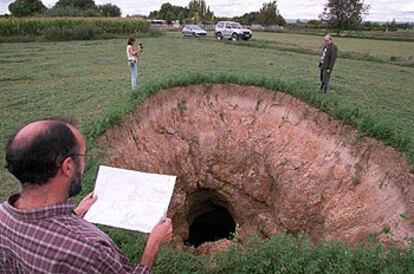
[129,62,138,91]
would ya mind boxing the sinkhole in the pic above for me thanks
[184,190,236,247]
[98,84,414,251]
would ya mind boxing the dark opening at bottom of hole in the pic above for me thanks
[185,205,236,247]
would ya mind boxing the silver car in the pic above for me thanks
[215,21,252,41]
[182,25,208,38]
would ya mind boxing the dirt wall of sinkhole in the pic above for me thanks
[98,84,414,248]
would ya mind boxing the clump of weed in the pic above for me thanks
[156,124,166,134]
[366,233,379,244]
[382,224,392,235]
[355,130,366,143]
[219,111,225,121]
[229,223,241,242]
[352,177,362,186]
[362,52,375,61]
[400,213,408,220]
[203,83,213,93]
[177,99,187,115]
[255,99,261,111]
[390,56,400,62]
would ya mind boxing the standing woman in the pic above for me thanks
[127,37,141,91]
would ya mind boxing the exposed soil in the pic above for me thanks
[98,84,414,252]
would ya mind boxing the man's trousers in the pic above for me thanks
[320,69,331,93]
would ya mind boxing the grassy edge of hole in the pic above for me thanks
[78,72,414,273]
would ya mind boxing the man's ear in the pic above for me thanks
[60,157,75,178]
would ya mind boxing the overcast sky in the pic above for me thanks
[1,0,413,21]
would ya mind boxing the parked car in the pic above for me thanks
[215,21,252,41]
[182,25,208,38]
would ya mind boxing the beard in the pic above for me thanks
[68,169,83,198]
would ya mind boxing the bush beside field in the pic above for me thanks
[0,17,160,41]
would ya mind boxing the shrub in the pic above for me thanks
[45,6,101,17]
[0,17,158,41]
[44,24,98,40]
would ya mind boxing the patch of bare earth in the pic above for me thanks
[98,84,414,253]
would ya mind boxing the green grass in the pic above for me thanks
[1,36,414,198]
[171,30,414,57]
[1,34,414,273]
[253,32,414,58]
[169,31,414,66]
[98,227,414,273]
[265,27,414,42]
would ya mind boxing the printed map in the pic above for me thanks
[84,165,176,233]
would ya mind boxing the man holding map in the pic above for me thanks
[0,118,173,273]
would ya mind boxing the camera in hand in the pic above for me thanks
[139,43,144,52]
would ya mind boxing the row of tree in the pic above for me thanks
[149,0,372,33]
[8,0,121,17]
[149,0,215,24]
[8,0,379,34]
[148,0,286,27]
[230,1,286,26]
[232,0,371,33]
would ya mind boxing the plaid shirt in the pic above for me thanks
[0,194,151,274]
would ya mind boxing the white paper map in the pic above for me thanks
[84,165,176,233]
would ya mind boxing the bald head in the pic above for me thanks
[6,118,82,186]
[11,120,55,151]
[323,34,333,46]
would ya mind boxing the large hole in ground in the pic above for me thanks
[185,190,236,247]
[98,84,414,253]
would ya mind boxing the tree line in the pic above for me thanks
[148,0,214,25]
[7,0,404,35]
[8,0,121,17]
[149,0,286,27]
[224,1,286,26]
[148,0,378,34]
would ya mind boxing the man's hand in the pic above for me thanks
[140,218,173,268]
[326,69,331,73]
[149,218,173,246]
[74,192,97,218]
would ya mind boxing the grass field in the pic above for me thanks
[272,27,414,42]
[1,35,414,199]
[169,31,414,66]
[253,32,414,59]
[1,34,414,272]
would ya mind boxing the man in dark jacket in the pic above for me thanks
[319,34,338,93]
